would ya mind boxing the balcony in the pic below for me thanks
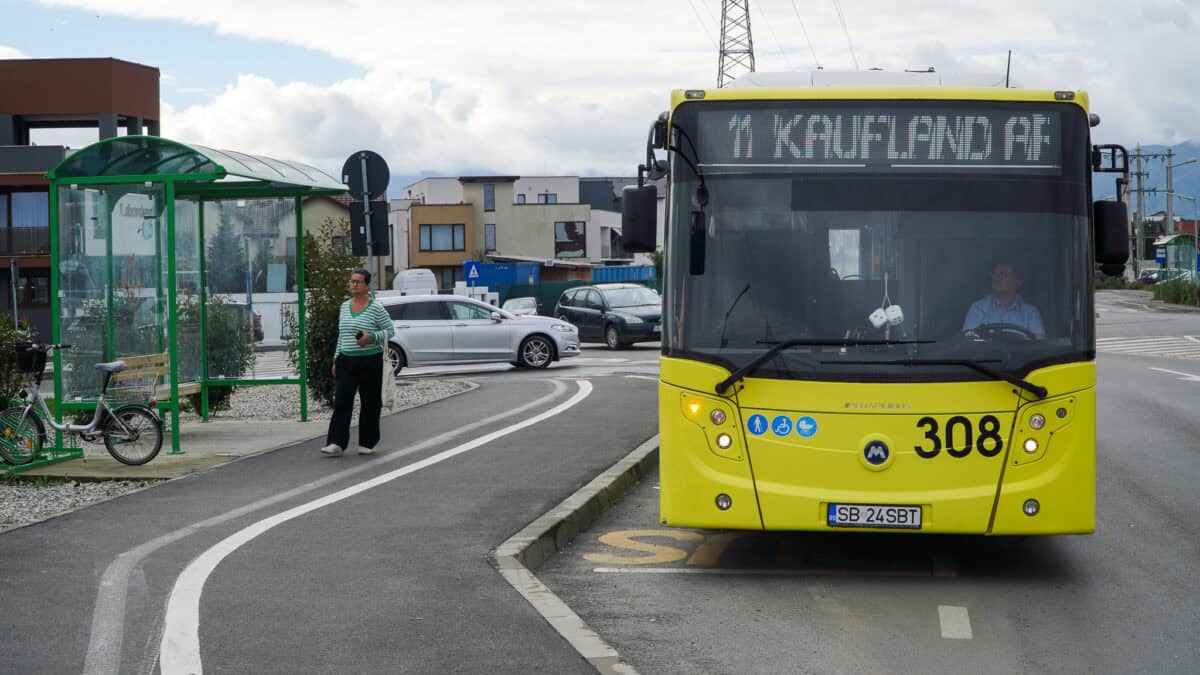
[0,228,51,257]
[0,145,67,176]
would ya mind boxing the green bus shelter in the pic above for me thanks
[46,136,345,455]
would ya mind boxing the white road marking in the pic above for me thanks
[155,381,592,675]
[1148,367,1200,382]
[85,380,569,675]
[938,605,973,639]
[623,375,659,381]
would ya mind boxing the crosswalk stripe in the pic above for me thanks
[1096,336,1200,359]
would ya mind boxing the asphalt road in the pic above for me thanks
[0,344,660,674]
[538,291,1200,674]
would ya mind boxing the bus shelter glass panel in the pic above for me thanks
[57,183,168,400]
[173,200,203,388]
[202,198,298,381]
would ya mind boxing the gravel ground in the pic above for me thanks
[1,376,474,533]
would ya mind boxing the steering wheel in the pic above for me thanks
[963,322,1037,341]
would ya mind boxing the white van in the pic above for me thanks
[392,268,438,295]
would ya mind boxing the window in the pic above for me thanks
[449,301,492,320]
[583,290,603,310]
[516,194,526,205]
[394,301,448,320]
[433,265,464,288]
[11,192,49,228]
[331,236,350,256]
[17,274,50,306]
[484,184,496,212]
[286,237,297,259]
[537,193,558,205]
[554,221,586,258]
[419,224,466,251]
[485,224,496,251]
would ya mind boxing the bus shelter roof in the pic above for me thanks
[45,135,346,198]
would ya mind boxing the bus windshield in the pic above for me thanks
[664,99,1093,383]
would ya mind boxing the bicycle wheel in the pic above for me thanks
[103,406,163,466]
[0,406,44,466]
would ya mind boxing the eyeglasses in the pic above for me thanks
[349,279,367,285]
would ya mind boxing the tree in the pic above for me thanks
[207,218,248,293]
[285,217,362,407]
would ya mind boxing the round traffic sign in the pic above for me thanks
[342,150,390,200]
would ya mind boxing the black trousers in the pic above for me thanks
[326,352,384,450]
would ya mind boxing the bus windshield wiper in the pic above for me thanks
[714,338,932,395]
[828,358,1048,399]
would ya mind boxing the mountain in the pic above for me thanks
[1094,141,1200,219]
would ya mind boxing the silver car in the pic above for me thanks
[379,294,580,373]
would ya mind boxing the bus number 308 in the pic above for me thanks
[914,415,1004,458]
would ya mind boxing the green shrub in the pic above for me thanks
[286,218,362,407]
[182,295,257,412]
[1153,280,1200,306]
[1094,275,1127,290]
[0,319,33,404]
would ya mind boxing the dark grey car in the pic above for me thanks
[554,283,661,349]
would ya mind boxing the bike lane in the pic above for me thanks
[0,375,657,674]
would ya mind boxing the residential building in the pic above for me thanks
[0,57,160,337]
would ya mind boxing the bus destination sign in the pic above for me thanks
[698,107,1063,170]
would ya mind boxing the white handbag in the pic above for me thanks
[381,351,399,410]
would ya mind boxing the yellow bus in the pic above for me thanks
[621,73,1130,534]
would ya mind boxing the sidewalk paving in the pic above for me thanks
[18,418,330,480]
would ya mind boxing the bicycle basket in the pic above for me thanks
[107,376,158,407]
[14,342,46,375]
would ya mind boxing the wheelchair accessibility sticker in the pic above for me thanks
[771,416,793,436]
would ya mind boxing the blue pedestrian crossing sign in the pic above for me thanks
[746,414,768,436]
[771,415,792,436]
[465,261,481,284]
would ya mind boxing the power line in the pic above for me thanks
[754,0,794,70]
[685,0,720,49]
[831,0,859,70]
[789,0,821,69]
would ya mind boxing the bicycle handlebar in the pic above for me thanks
[21,343,72,352]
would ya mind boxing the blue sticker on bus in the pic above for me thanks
[795,416,818,438]
[771,416,793,436]
[746,414,768,436]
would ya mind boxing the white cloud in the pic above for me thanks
[0,45,30,59]
[33,0,1200,178]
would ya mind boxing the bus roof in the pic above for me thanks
[670,80,1090,110]
[728,70,1016,89]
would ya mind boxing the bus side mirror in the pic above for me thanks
[1093,200,1129,274]
[622,185,658,253]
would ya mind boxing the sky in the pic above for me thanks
[3,0,1198,196]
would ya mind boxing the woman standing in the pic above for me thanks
[320,269,395,456]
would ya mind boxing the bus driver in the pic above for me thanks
[962,262,1047,340]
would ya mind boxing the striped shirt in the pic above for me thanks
[334,299,395,359]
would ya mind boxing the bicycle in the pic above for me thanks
[0,342,164,466]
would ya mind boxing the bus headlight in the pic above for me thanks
[1029,413,1046,430]
[716,433,732,449]
[710,409,727,425]
[715,493,732,510]
[1023,438,1039,454]
[1023,499,1040,516]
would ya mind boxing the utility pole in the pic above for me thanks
[1166,148,1175,235]
[1134,146,1146,273]
[718,0,755,88]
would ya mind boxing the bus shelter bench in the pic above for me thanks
[110,353,202,403]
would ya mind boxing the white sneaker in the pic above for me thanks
[320,443,343,456]
[356,446,376,455]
